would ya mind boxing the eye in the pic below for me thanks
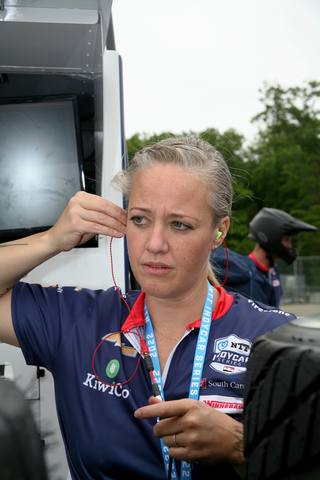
[172,221,191,231]
[130,216,148,226]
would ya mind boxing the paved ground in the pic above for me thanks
[279,303,320,317]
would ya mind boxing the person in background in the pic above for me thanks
[211,208,317,307]
[248,208,317,307]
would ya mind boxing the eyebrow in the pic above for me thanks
[128,207,200,223]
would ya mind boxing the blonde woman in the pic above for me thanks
[0,137,295,479]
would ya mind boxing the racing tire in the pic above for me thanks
[244,315,320,480]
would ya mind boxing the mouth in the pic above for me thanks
[142,262,172,275]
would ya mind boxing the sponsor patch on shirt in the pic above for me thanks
[248,299,291,316]
[199,394,243,414]
[209,334,252,375]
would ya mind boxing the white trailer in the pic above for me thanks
[0,1,128,478]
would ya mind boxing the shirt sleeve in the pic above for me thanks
[11,282,103,371]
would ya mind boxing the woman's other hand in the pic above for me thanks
[46,191,127,253]
[135,397,244,477]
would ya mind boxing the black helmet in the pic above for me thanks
[249,208,317,265]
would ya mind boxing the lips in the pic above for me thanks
[142,262,172,275]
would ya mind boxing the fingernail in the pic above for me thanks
[134,410,141,419]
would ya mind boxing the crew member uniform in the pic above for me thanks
[12,282,295,480]
[248,252,282,307]
[210,248,277,306]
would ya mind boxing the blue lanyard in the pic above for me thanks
[144,281,214,479]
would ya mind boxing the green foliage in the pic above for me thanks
[249,81,320,255]
[125,80,320,256]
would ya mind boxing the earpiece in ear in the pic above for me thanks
[216,231,222,240]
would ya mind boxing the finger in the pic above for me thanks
[163,435,193,463]
[77,192,127,227]
[134,399,190,421]
[75,210,127,238]
[70,218,125,242]
[66,193,127,237]
[148,396,162,406]
[163,432,184,449]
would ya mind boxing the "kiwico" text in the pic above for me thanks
[83,373,130,398]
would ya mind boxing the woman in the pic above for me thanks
[0,137,295,479]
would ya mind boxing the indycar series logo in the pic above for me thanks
[209,334,252,375]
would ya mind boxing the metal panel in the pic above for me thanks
[4,0,106,8]
[0,23,101,73]
[0,0,112,74]
[0,343,68,478]
[0,344,39,402]
[0,6,99,23]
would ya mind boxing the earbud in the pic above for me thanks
[216,231,222,240]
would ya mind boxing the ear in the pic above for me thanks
[212,216,230,250]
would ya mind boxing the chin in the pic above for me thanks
[140,282,170,298]
[143,281,195,302]
[137,277,175,299]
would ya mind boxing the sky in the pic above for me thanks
[112,0,320,144]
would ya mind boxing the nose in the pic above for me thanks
[281,235,292,249]
[146,224,169,255]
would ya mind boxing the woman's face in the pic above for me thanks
[126,163,222,301]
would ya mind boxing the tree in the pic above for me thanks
[249,81,320,255]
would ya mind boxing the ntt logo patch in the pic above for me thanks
[209,334,252,375]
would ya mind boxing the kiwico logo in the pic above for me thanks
[106,359,120,379]
[209,334,252,375]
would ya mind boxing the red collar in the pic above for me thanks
[121,286,233,332]
[121,291,146,331]
[248,251,269,272]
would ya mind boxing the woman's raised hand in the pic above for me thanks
[0,191,127,347]
[46,191,127,253]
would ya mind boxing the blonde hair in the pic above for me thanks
[112,137,233,286]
